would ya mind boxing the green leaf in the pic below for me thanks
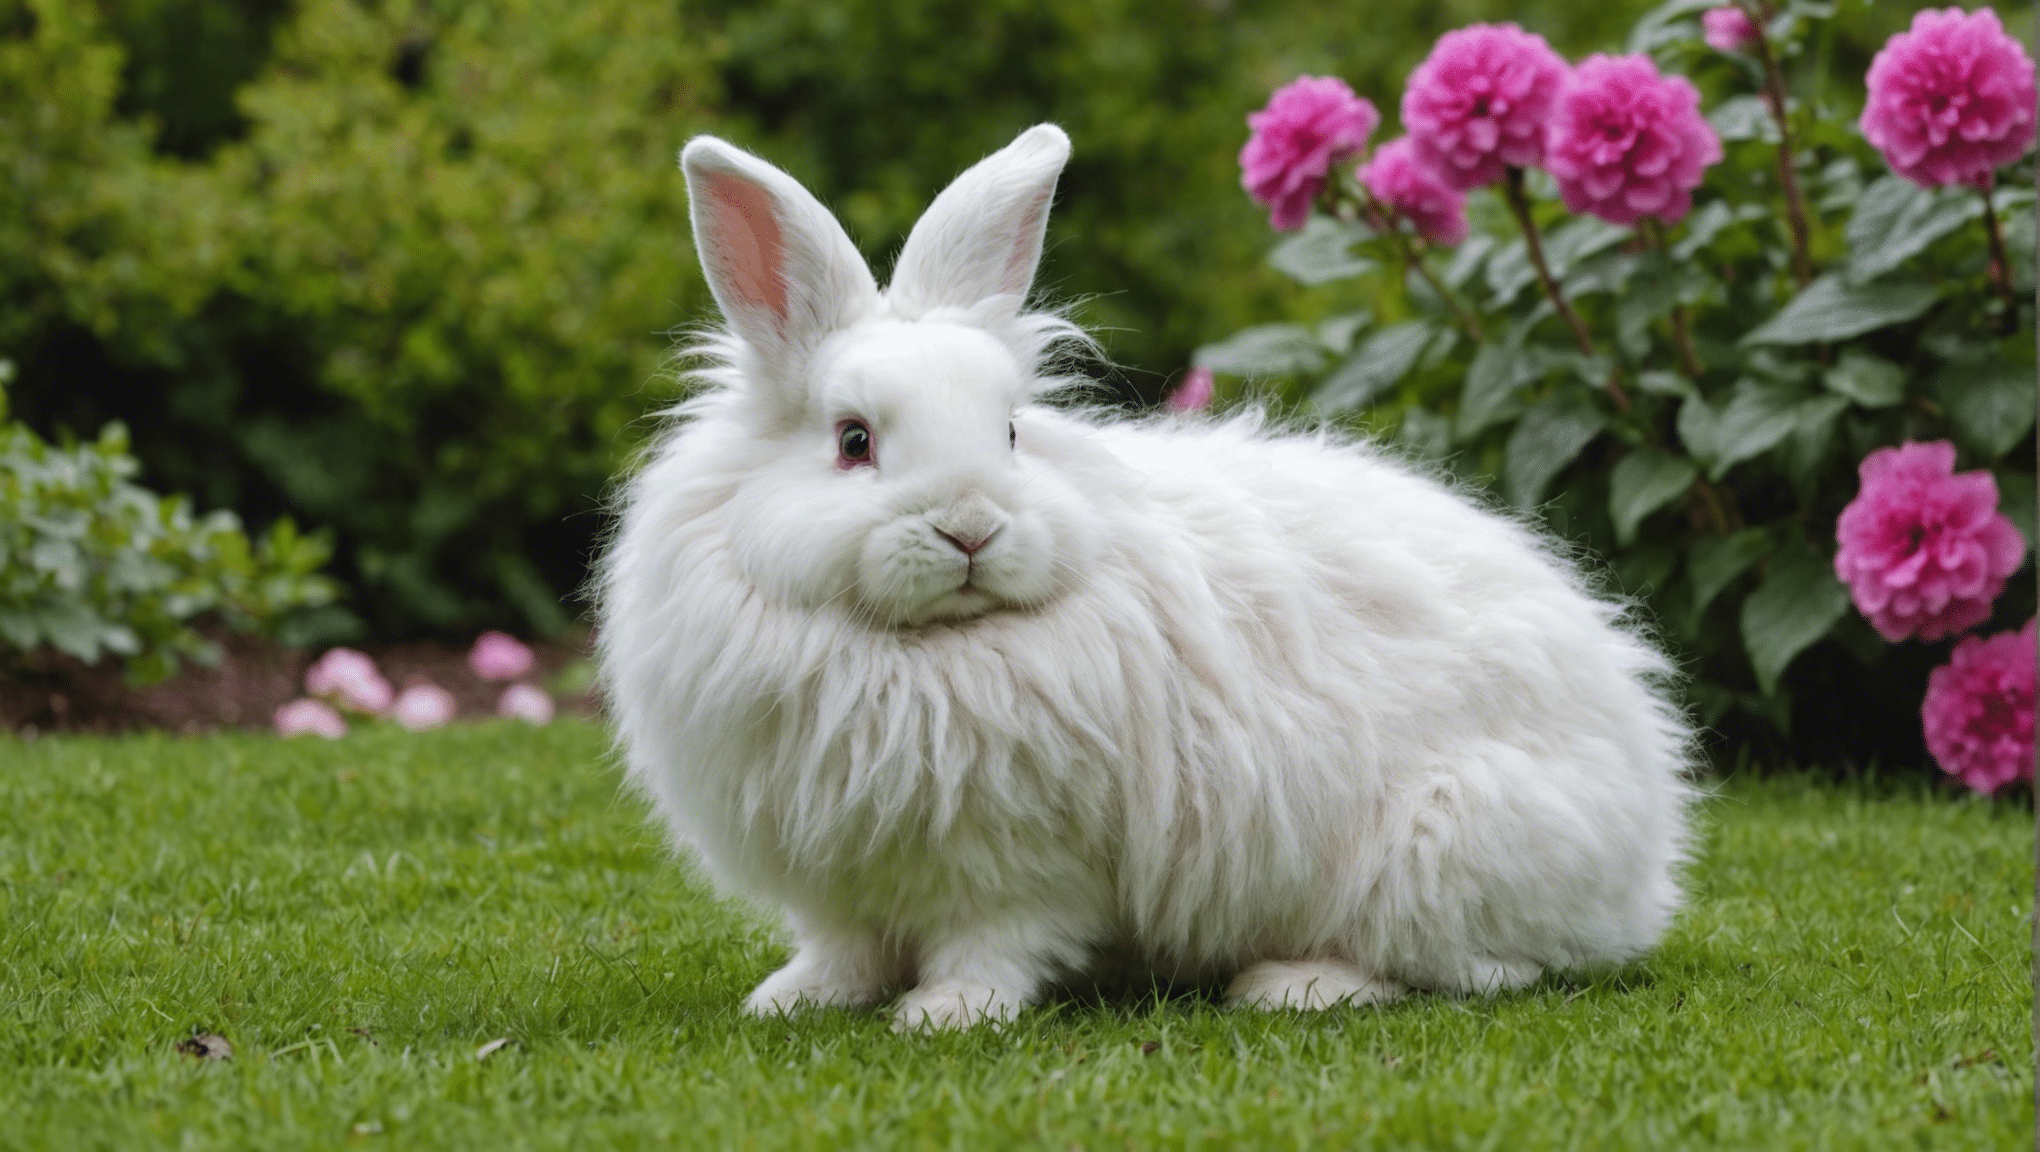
[1316,311,1373,356]
[1310,322,1435,414]
[1456,342,1536,439]
[1708,95,1777,143]
[1783,394,1849,496]
[1691,528,1773,617]
[1822,349,1905,408]
[1739,274,1941,346]
[1939,358,2035,461]
[1996,472,2036,547]
[1503,392,1607,509]
[1193,324,1329,378]
[1542,217,1630,277]
[1440,233,1496,290]
[1637,370,1698,400]
[1614,254,1716,358]
[1485,238,1535,301]
[1843,175,1981,285]
[1679,379,1807,480]
[1625,0,1719,54]
[1396,408,1453,462]
[1268,216,1380,285]
[1740,540,1851,697]
[1608,448,1698,545]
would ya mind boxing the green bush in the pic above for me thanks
[1196,1,2036,765]
[3,0,2006,640]
[0,366,340,683]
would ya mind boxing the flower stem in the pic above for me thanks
[1978,183,2020,332]
[1503,168,1631,411]
[1643,220,1703,378]
[1367,201,1485,343]
[1742,2,1815,287]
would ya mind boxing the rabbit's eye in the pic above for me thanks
[1009,422,1017,450]
[836,420,873,467]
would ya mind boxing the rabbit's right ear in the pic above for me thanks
[681,137,879,396]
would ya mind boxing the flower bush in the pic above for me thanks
[1200,0,2036,778]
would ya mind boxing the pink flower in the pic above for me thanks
[1357,137,1470,245]
[1241,76,1380,231]
[1861,7,2037,189]
[1834,441,2027,642]
[1400,24,1571,190]
[275,698,348,739]
[1922,619,2035,794]
[304,647,393,714]
[1545,54,1723,226]
[497,684,556,725]
[467,631,535,681]
[1166,367,1215,412]
[391,682,458,731]
[1701,7,1761,54]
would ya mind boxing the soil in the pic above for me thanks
[2,629,600,739]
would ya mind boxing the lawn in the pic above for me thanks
[1,720,2030,1150]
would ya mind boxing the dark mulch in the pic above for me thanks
[2,629,599,739]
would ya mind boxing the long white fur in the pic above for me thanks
[600,125,1698,1031]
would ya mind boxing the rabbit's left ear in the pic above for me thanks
[886,124,1070,318]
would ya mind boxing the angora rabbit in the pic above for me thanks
[599,125,1696,1031]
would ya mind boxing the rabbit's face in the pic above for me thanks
[726,320,1099,627]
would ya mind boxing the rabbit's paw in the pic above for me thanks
[890,982,1022,1032]
[1226,960,1408,1011]
[744,958,888,1016]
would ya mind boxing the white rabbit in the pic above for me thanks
[598,124,1697,1031]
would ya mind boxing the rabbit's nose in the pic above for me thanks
[929,491,1007,556]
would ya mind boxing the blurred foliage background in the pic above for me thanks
[2,0,2021,643]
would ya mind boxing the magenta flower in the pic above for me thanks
[304,647,393,714]
[275,698,348,740]
[1358,137,1470,245]
[1401,24,1571,191]
[497,684,557,725]
[1240,76,1380,231]
[1922,619,2035,794]
[1545,54,1723,226]
[468,631,535,681]
[1701,7,1761,54]
[392,682,458,731]
[1861,7,2037,189]
[1166,367,1215,412]
[1834,441,2027,642]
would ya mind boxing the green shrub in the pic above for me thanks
[0,366,340,683]
[1196,1,2036,765]
[5,0,2003,640]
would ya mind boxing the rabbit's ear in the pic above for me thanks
[887,124,1070,318]
[682,137,878,386]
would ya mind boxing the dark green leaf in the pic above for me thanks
[1615,254,1716,356]
[1396,408,1453,462]
[1310,321,1435,413]
[1542,217,1630,276]
[1486,238,1535,301]
[1740,273,1941,346]
[1457,342,1536,439]
[1740,540,1851,696]
[1625,0,1719,55]
[1843,175,1980,285]
[1268,216,1380,285]
[1783,395,1849,495]
[1691,528,1773,616]
[1440,233,1496,290]
[1679,378,1807,480]
[1194,324,1329,378]
[1996,471,2036,547]
[1638,370,1698,400]
[1939,358,2035,461]
[1608,447,1698,545]
[1822,349,1905,408]
[1503,392,1607,509]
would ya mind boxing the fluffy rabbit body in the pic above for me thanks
[599,125,1696,1030]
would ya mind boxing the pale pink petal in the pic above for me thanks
[497,684,556,726]
[468,632,536,681]
[274,698,348,740]
[392,683,458,731]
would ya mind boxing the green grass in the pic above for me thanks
[1,721,2031,1150]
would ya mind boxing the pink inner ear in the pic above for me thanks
[704,171,789,322]
[1000,189,1052,296]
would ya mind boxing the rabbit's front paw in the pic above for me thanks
[1226,960,1408,1010]
[743,949,891,1016]
[890,982,1022,1032]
